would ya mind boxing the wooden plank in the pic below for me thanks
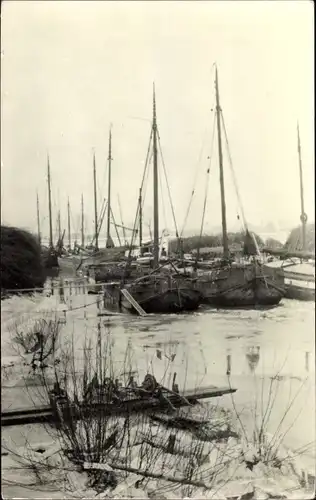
[1,409,54,426]
[121,288,147,316]
[1,386,236,427]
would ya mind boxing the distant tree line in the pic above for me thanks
[169,223,315,256]
[284,223,315,252]
[168,231,265,254]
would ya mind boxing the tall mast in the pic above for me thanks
[67,197,71,249]
[81,193,85,248]
[152,84,159,268]
[106,127,112,248]
[57,210,61,241]
[93,151,99,251]
[215,66,229,259]
[139,188,143,253]
[47,154,53,249]
[36,191,41,246]
[297,123,307,251]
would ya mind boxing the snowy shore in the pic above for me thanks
[1,289,315,499]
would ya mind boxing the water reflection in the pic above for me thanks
[226,352,231,375]
[245,346,260,374]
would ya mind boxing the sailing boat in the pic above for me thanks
[265,124,315,301]
[41,154,59,271]
[57,197,83,275]
[194,67,284,308]
[84,133,134,283]
[103,86,202,314]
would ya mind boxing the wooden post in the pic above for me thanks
[84,287,87,319]
[59,278,65,304]
[172,372,179,393]
[97,292,102,313]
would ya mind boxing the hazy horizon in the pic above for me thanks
[1,1,314,240]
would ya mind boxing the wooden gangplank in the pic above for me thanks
[121,288,147,316]
[1,386,236,427]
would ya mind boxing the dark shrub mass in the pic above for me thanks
[0,225,45,293]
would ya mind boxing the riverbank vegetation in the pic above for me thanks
[2,314,314,499]
[1,225,45,295]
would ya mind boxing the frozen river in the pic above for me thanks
[2,289,315,493]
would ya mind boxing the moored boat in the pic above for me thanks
[262,125,315,302]
[104,273,202,314]
[103,87,203,315]
[196,261,284,308]
[264,259,315,301]
[191,67,284,308]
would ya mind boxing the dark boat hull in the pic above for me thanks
[264,262,315,302]
[205,282,283,308]
[123,288,202,314]
[284,284,315,301]
[196,264,285,308]
[103,283,202,314]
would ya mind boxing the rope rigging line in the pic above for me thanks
[220,109,248,233]
[69,206,80,242]
[90,198,107,247]
[141,149,152,214]
[124,130,153,267]
[110,207,122,246]
[127,128,153,248]
[196,110,217,261]
[158,157,168,232]
[97,152,108,211]
[179,129,208,239]
[133,128,153,241]
[180,97,216,238]
[140,128,154,193]
[157,131,179,238]
[97,199,107,240]
[38,186,48,228]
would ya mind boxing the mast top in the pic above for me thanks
[108,125,113,160]
[153,83,157,127]
[214,66,220,109]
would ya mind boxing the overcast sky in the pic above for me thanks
[1,0,314,240]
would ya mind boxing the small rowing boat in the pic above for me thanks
[1,374,237,427]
